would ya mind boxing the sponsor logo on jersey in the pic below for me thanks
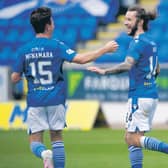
[66,49,75,55]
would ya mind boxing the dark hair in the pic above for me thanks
[30,7,52,33]
[127,5,156,31]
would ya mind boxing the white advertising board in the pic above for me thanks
[0,66,11,102]
[102,102,168,129]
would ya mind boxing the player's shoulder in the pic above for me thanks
[19,38,38,51]
[138,33,156,45]
[52,38,66,46]
[132,33,155,49]
[47,38,68,50]
[22,38,59,50]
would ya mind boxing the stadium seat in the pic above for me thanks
[80,27,96,42]
[147,29,163,44]
[62,28,78,49]
[158,44,168,62]
[53,29,64,39]
[10,18,23,27]
[149,18,166,31]
[0,19,9,28]
[69,17,82,29]
[0,47,13,65]
[55,16,69,30]
[20,30,34,42]
[97,0,119,25]
[64,3,89,17]
[79,17,98,41]
[6,29,20,42]
[0,31,4,39]
[95,32,132,63]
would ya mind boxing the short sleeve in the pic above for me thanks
[57,41,77,62]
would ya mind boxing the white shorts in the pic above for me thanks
[125,98,158,132]
[27,104,67,134]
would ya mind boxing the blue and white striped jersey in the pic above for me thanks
[127,33,158,98]
[13,37,76,107]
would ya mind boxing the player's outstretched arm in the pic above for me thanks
[87,66,106,75]
[72,41,118,64]
[155,63,160,78]
[87,56,135,75]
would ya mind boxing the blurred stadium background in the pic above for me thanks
[0,0,168,167]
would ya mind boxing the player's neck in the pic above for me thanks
[36,33,51,38]
[134,29,144,38]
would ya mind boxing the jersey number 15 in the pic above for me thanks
[29,61,53,85]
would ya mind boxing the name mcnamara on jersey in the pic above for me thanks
[25,51,53,59]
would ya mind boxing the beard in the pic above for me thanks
[129,26,137,36]
[128,20,139,37]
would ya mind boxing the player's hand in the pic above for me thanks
[155,63,160,78]
[87,66,106,75]
[104,40,118,53]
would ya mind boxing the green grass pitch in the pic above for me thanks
[0,128,168,168]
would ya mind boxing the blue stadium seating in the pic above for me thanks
[0,1,100,65]
[20,30,34,43]
[0,0,167,65]
[158,44,168,62]
[53,29,64,39]
[95,32,132,63]
[0,31,5,39]
[63,3,89,18]
[79,17,98,41]
[0,19,9,28]
[0,47,13,64]
[61,28,78,48]
[98,0,120,25]
[6,30,20,42]
[55,16,69,30]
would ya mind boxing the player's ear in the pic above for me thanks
[139,19,144,28]
[45,24,50,32]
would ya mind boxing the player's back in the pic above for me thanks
[19,37,75,107]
